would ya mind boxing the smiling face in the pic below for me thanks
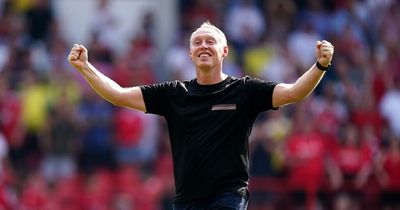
[189,24,228,71]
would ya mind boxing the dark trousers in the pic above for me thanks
[173,192,248,210]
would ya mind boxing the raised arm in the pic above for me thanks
[272,40,334,108]
[67,44,146,112]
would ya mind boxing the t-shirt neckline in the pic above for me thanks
[193,76,232,88]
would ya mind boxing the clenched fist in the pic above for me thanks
[68,44,88,70]
[315,40,334,67]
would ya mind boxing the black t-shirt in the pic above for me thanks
[140,76,278,203]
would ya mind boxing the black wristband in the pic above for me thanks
[316,61,330,71]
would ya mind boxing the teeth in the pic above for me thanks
[199,54,210,57]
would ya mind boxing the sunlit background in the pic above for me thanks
[0,0,399,209]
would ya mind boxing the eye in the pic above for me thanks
[193,40,201,45]
[207,40,215,45]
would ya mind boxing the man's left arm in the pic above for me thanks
[272,40,334,108]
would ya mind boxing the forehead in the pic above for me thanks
[191,27,221,41]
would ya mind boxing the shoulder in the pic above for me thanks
[239,75,278,87]
[141,80,188,90]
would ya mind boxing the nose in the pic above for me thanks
[200,41,208,49]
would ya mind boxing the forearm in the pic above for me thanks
[291,63,325,101]
[273,40,333,107]
[79,62,124,105]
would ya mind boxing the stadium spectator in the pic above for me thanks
[376,132,400,209]
[24,0,54,44]
[39,95,79,184]
[89,0,121,54]
[380,76,400,138]
[225,0,266,67]
[77,91,115,173]
[285,110,328,210]
[329,123,373,210]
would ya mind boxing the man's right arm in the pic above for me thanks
[68,44,146,112]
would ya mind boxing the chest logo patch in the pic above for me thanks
[211,104,237,111]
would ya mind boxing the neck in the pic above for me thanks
[195,67,227,85]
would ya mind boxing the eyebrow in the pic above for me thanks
[192,34,218,42]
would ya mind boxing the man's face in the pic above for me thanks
[189,27,228,70]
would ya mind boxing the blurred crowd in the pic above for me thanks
[0,0,399,209]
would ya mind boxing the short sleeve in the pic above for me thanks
[140,81,177,116]
[243,76,278,112]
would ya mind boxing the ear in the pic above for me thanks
[189,51,193,60]
[222,46,229,58]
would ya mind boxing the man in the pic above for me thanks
[68,22,334,210]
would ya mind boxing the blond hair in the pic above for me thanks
[190,21,228,47]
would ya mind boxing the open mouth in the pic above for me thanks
[198,53,212,57]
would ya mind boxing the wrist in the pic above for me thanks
[78,61,90,73]
[315,60,330,71]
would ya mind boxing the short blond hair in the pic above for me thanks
[190,21,228,47]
